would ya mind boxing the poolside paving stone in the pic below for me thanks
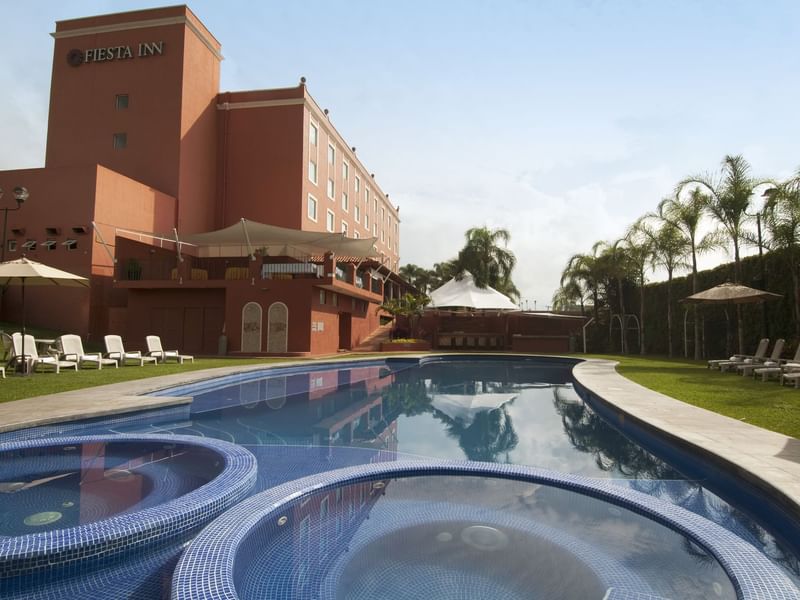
[573,358,800,521]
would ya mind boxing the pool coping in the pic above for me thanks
[1,354,799,520]
[571,359,800,523]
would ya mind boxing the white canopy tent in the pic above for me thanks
[430,393,518,427]
[427,271,518,311]
[180,218,381,259]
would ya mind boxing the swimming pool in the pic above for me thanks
[2,355,799,598]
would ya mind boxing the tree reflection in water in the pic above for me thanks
[552,386,800,579]
[434,404,519,463]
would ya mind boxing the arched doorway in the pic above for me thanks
[267,302,288,353]
[241,302,262,352]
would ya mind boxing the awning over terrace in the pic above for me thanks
[181,219,381,259]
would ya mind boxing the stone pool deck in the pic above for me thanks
[1,355,798,519]
[573,359,800,521]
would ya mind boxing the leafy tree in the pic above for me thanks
[453,227,520,300]
[657,187,719,359]
[677,154,765,353]
[378,292,430,339]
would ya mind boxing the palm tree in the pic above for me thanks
[763,169,800,335]
[596,239,632,352]
[453,226,520,300]
[677,154,764,353]
[632,216,692,357]
[624,222,657,355]
[398,263,431,294]
[427,260,458,291]
[657,187,719,359]
[560,245,606,321]
[551,279,586,313]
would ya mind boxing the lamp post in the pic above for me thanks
[1,186,29,262]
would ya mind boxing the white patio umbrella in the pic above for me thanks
[0,257,89,373]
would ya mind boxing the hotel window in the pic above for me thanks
[308,160,318,184]
[7,240,17,253]
[319,290,326,305]
[342,161,349,181]
[374,198,378,213]
[354,231,360,239]
[341,221,348,236]
[332,293,338,307]
[115,94,129,109]
[328,143,336,165]
[342,191,349,212]
[327,178,335,199]
[373,223,377,236]
[63,239,78,251]
[355,176,360,194]
[365,188,369,205]
[307,194,318,222]
[326,209,335,232]
[381,230,385,243]
[354,204,360,222]
[388,235,392,249]
[113,133,127,149]
[309,121,318,146]
[364,213,369,229]
[43,240,57,251]
[381,207,385,222]
[22,240,37,251]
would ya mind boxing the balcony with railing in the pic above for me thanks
[115,250,384,302]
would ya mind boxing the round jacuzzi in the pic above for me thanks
[0,434,257,579]
[172,461,798,600]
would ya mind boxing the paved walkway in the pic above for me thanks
[573,359,800,520]
[1,355,798,520]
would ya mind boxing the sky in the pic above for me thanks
[2,0,799,309]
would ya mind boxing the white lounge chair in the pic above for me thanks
[58,334,118,370]
[104,335,158,366]
[755,344,800,382]
[735,339,784,377]
[11,333,77,374]
[0,332,11,378]
[713,338,769,372]
[145,335,194,364]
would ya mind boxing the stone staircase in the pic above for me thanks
[351,321,393,352]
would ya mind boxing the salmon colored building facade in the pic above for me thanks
[0,5,404,356]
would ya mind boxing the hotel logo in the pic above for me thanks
[66,42,165,67]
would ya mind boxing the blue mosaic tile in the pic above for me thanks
[0,434,257,580]
[172,460,800,599]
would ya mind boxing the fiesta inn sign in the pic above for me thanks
[67,41,165,66]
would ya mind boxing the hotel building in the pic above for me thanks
[0,5,405,356]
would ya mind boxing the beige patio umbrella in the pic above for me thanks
[0,257,89,373]
[681,282,782,305]
[681,282,782,355]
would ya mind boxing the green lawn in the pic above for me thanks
[0,357,301,403]
[603,354,800,439]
